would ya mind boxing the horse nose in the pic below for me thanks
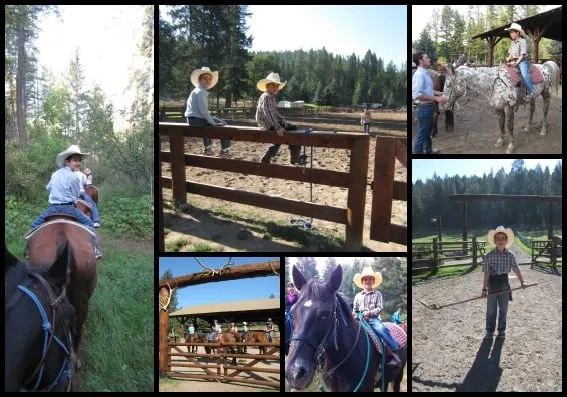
[285,358,314,390]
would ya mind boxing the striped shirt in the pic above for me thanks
[483,248,520,275]
[352,289,383,318]
[255,92,286,131]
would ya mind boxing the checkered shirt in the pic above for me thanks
[353,289,383,318]
[483,248,520,275]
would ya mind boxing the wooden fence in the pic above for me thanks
[531,236,562,274]
[159,122,370,250]
[159,105,317,122]
[412,237,488,270]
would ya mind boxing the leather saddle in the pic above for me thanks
[506,63,545,88]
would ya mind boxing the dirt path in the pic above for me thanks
[411,89,562,154]
[411,267,562,392]
[161,112,407,252]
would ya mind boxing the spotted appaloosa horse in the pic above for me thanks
[441,61,560,154]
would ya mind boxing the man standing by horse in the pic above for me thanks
[352,266,401,368]
[412,51,447,154]
[505,23,536,102]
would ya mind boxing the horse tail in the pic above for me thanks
[543,60,560,97]
[54,238,73,286]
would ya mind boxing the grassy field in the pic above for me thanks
[6,196,154,392]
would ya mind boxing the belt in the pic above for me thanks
[416,102,434,107]
[50,202,74,206]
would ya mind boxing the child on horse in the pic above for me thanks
[505,23,535,102]
[352,266,401,368]
[482,226,528,340]
[255,72,305,165]
[185,66,231,156]
[266,318,275,342]
[30,145,102,259]
[76,166,101,227]
[208,319,222,342]
[85,168,93,186]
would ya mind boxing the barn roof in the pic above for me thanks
[169,297,280,324]
[471,6,562,42]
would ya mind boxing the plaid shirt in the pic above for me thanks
[483,248,520,275]
[352,289,383,318]
[509,37,529,61]
[255,92,286,130]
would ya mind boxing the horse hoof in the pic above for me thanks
[523,125,530,133]
[540,127,548,136]
[495,138,505,148]
[506,144,515,154]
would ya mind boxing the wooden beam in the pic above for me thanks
[158,261,280,289]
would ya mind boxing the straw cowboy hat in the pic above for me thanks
[256,72,287,92]
[487,226,515,248]
[505,23,525,37]
[191,66,219,89]
[353,266,383,289]
[56,145,89,168]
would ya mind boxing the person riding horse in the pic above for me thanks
[352,266,401,368]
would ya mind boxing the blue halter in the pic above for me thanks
[17,284,74,392]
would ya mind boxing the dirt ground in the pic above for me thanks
[161,111,407,252]
[411,88,562,154]
[411,266,562,392]
[160,346,280,392]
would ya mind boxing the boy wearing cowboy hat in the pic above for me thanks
[185,66,232,156]
[255,72,305,165]
[505,23,535,101]
[352,266,401,368]
[30,145,102,259]
[482,226,527,340]
[266,317,275,342]
[75,165,101,227]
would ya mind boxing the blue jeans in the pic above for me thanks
[486,287,510,333]
[414,104,434,154]
[266,123,298,157]
[30,204,98,251]
[363,123,371,134]
[518,60,535,95]
[187,117,232,150]
[208,332,218,342]
[368,317,401,352]
[80,192,100,222]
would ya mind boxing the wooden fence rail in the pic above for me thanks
[412,237,488,270]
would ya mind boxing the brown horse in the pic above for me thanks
[248,330,270,355]
[85,185,99,204]
[25,219,98,367]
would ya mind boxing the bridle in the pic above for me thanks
[14,272,75,392]
[290,296,371,392]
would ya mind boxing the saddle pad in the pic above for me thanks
[507,64,545,87]
[361,322,407,357]
[24,219,96,240]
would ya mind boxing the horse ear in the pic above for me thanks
[327,265,343,294]
[292,265,306,291]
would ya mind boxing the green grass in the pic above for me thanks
[412,263,482,284]
[6,196,154,392]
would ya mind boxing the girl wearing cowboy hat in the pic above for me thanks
[30,145,102,259]
[352,265,401,368]
[184,66,232,156]
[481,226,527,340]
[505,23,536,101]
[255,72,305,165]
[75,165,101,227]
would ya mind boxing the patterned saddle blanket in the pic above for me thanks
[361,321,407,357]
[506,64,545,87]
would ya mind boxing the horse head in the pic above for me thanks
[5,244,76,392]
[285,264,354,390]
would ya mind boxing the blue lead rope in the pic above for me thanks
[17,285,72,392]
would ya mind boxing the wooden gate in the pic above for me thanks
[369,136,407,246]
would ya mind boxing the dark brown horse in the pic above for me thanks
[25,219,98,367]
[85,185,98,205]
[5,243,77,391]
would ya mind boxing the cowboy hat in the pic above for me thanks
[256,72,287,92]
[504,23,525,37]
[487,226,515,248]
[242,322,247,325]
[190,66,219,89]
[353,266,383,289]
[56,145,89,168]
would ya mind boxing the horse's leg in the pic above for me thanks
[506,105,515,154]
[524,97,536,133]
[540,88,550,136]
[494,108,506,148]
[431,112,439,137]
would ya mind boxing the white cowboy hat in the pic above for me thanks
[487,226,515,248]
[505,23,525,37]
[190,66,219,89]
[256,72,287,92]
[56,145,89,168]
[242,322,247,325]
[353,266,383,289]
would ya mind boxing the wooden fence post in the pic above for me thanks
[433,238,438,268]
[551,236,557,274]
[169,128,186,205]
[345,137,369,250]
[472,236,477,266]
[159,287,170,378]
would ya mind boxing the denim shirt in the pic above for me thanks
[412,66,434,103]
[185,85,217,125]
[46,166,80,204]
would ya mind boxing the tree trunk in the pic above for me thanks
[16,12,27,149]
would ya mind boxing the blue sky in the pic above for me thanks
[159,257,280,309]
[159,5,407,66]
[412,159,562,183]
